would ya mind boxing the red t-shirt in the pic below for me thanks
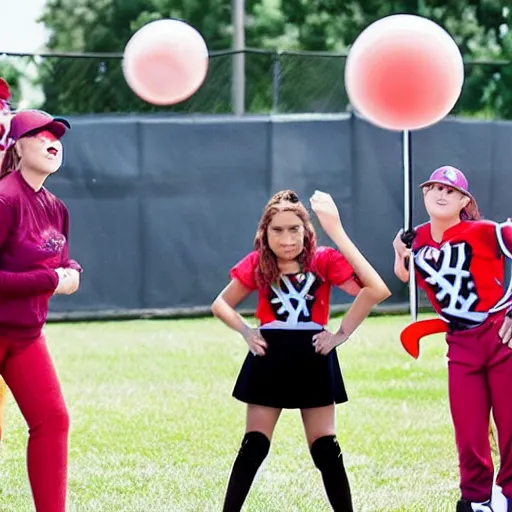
[230,246,359,329]
[412,220,512,330]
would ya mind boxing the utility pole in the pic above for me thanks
[232,0,245,115]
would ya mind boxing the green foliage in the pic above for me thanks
[0,61,22,106]
[18,0,512,118]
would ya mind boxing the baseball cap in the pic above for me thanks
[8,109,70,143]
[420,166,474,201]
[420,166,479,220]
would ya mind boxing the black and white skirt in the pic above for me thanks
[232,327,348,409]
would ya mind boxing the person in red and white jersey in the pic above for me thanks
[394,166,512,512]
[212,189,390,511]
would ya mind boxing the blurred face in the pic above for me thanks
[267,210,305,261]
[423,183,470,221]
[16,129,63,174]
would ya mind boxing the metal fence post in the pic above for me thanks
[272,51,281,113]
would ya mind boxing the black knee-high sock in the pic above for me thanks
[311,435,353,512]
[222,431,270,512]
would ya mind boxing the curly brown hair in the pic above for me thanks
[254,190,317,288]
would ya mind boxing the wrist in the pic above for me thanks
[336,326,350,342]
[240,324,252,337]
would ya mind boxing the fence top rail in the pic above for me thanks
[0,48,510,65]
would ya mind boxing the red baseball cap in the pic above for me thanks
[8,109,70,142]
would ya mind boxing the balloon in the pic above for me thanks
[122,19,209,106]
[345,14,464,131]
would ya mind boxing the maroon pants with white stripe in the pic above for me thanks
[0,334,69,512]
[447,313,512,502]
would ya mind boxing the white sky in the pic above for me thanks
[0,0,48,53]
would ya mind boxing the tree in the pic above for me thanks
[0,61,23,108]
[36,0,512,118]
[273,0,510,116]
[38,0,234,114]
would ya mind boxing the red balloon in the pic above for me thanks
[345,15,464,131]
[123,19,209,106]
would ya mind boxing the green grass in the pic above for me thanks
[0,314,474,511]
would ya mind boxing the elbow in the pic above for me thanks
[211,297,221,317]
[373,284,391,304]
[394,265,409,284]
[361,284,391,305]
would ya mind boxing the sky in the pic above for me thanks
[0,0,48,53]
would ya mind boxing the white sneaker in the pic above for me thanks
[491,485,508,512]
[471,501,493,512]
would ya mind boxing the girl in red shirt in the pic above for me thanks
[393,166,512,512]
[212,189,390,511]
[0,108,82,512]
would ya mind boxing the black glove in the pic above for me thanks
[400,228,417,249]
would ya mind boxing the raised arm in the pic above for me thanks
[310,191,391,343]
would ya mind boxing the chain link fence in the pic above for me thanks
[0,49,511,118]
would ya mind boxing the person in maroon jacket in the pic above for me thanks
[0,108,82,512]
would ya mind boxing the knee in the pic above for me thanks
[236,431,271,468]
[31,403,70,435]
[50,405,70,434]
[310,435,345,472]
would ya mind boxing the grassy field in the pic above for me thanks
[0,314,476,511]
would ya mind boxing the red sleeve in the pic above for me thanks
[0,196,59,297]
[229,251,259,291]
[496,221,512,258]
[0,269,59,297]
[314,246,358,286]
[60,202,82,272]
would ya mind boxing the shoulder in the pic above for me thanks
[471,220,496,231]
[414,222,430,235]
[43,189,69,217]
[0,193,15,208]
[229,251,259,290]
[314,245,337,260]
[313,246,355,285]
[462,220,498,243]
[235,251,258,267]
[0,182,18,212]
[313,246,342,267]
[412,222,430,248]
[0,172,19,199]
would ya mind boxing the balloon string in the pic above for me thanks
[403,129,418,321]
[403,130,412,232]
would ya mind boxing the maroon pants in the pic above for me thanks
[0,334,69,512]
[447,313,512,502]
